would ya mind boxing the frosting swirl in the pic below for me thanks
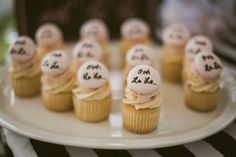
[186,72,220,93]
[73,82,111,100]
[123,87,161,110]
[10,56,41,79]
[182,57,192,78]
[41,70,75,94]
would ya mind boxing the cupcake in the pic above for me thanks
[120,18,151,67]
[41,50,75,112]
[182,35,213,82]
[71,39,103,72]
[184,51,223,111]
[9,36,41,97]
[123,44,155,83]
[122,65,162,134]
[36,23,64,59]
[161,24,190,82]
[73,61,112,122]
[79,19,110,66]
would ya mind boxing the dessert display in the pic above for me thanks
[120,18,151,67]
[72,39,103,72]
[35,23,64,59]
[184,51,223,111]
[9,36,41,97]
[182,35,213,82]
[123,44,155,82]
[5,17,230,138]
[41,50,75,112]
[161,24,190,82]
[79,19,110,66]
[73,61,112,122]
[122,65,162,133]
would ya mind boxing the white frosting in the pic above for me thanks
[121,18,150,40]
[185,35,213,60]
[78,61,109,88]
[41,50,69,77]
[126,44,155,66]
[36,23,63,46]
[72,39,103,64]
[9,36,36,64]
[127,65,161,98]
[192,51,222,80]
[162,24,190,45]
[80,19,108,40]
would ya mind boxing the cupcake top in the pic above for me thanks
[41,50,70,77]
[192,51,222,80]
[78,61,109,88]
[121,18,150,40]
[185,35,213,60]
[80,19,108,41]
[72,39,103,64]
[126,44,155,66]
[162,24,190,45]
[127,65,161,98]
[36,23,63,47]
[9,36,36,64]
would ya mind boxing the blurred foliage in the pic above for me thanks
[0,11,15,65]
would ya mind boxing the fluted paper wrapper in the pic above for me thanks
[42,90,73,112]
[122,104,160,134]
[161,59,182,82]
[73,94,112,122]
[10,74,41,97]
[184,84,219,111]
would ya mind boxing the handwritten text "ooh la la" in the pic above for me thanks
[43,60,62,70]
[83,72,103,80]
[202,55,222,72]
[131,68,157,85]
[10,48,28,56]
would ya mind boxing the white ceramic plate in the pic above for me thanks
[0,44,236,149]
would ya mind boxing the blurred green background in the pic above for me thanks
[0,0,16,65]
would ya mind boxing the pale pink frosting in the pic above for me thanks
[9,36,36,64]
[80,19,109,41]
[36,23,63,48]
[72,39,103,70]
[185,35,213,60]
[127,65,161,99]
[192,51,222,80]
[121,18,150,41]
[41,50,70,77]
[162,24,190,45]
[77,61,109,89]
[126,44,155,66]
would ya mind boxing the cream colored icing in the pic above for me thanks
[186,72,219,93]
[10,56,41,79]
[73,82,111,101]
[123,87,161,110]
[182,57,192,79]
[41,70,75,94]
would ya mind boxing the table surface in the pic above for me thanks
[2,120,236,157]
